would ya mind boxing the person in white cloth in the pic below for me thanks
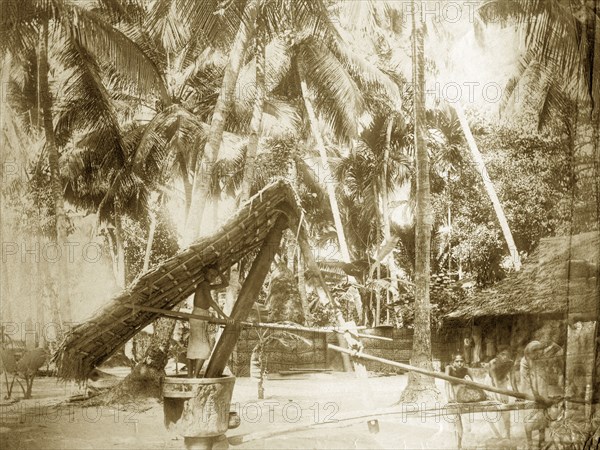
[187,266,229,378]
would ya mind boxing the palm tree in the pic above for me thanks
[333,112,413,325]
[398,3,440,404]
[183,0,259,243]
[1,0,168,322]
[182,0,374,244]
[238,16,266,204]
[477,0,599,220]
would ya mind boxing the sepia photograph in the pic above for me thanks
[0,0,598,448]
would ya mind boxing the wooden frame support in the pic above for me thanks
[205,216,288,378]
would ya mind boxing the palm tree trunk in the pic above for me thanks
[39,19,72,323]
[113,214,126,288]
[399,5,440,404]
[382,118,393,240]
[239,26,265,204]
[224,25,268,318]
[0,54,10,150]
[178,155,193,220]
[454,102,521,271]
[142,210,157,273]
[184,0,259,244]
[298,68,352,264]
[297,253,310,319]
[590,3,599,231]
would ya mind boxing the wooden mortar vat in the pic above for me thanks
[162,375,237,450]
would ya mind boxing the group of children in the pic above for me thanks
[445,341,565,448]
[445,341,564,401]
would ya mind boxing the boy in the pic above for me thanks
[187,266,229,378]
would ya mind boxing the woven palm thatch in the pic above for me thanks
[448,232,599,320]
[55,180,303,381]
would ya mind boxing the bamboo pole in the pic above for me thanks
[121,304,389,340]
[328,344,547,404]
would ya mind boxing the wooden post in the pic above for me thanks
[205,217,287,378]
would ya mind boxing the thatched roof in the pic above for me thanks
[448,232,599,320]
[56,180,303,380]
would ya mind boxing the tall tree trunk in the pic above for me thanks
[399,5,440,404]
[0,54,10,150]
[226,27,266,326]
[184,0,259,244]
[298,68,352,264]
[142,210,157,273]
[39,19,72,323]
[454,102,521,271]
[382,118,399,323]
[113,213,126,288]
[299,69,364,319]
[382,118,393,241]
[589,0,599,232]
[178,154,193,221]
[297,253,310,320]
[239,26,265,204]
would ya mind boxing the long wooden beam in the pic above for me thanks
[205,216,288,378]
[121,304,389,340]
[328,344,550,404]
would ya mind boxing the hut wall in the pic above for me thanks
[449,316,567,366]
[230,328,459,376]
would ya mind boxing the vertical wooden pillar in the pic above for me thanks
[205,216,287,378]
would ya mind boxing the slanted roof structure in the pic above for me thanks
[56,180,303,380]
[448,232,599,320]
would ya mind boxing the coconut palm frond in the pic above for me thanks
[479,0,595,103]
[297,40,364,141]
[261,98,300,136]
[235,36,290,108]
[146,0,190,53]
[499,74,520,116]
[210,147,247,199]
[55,42,128,165]
[330,36,402,111]
[537,82,575,131]
[59,2,169,102]
[134,105,203,169]
[0,0,39,60]
[95,0,148,25]
[286,0,340,43]
[175,0,243,47]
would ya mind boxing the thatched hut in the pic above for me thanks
[446,231,598,364]
[55,180,309,381]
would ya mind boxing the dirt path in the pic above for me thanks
[1,373,533,449]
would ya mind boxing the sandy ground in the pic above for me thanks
[1,371,537,449]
